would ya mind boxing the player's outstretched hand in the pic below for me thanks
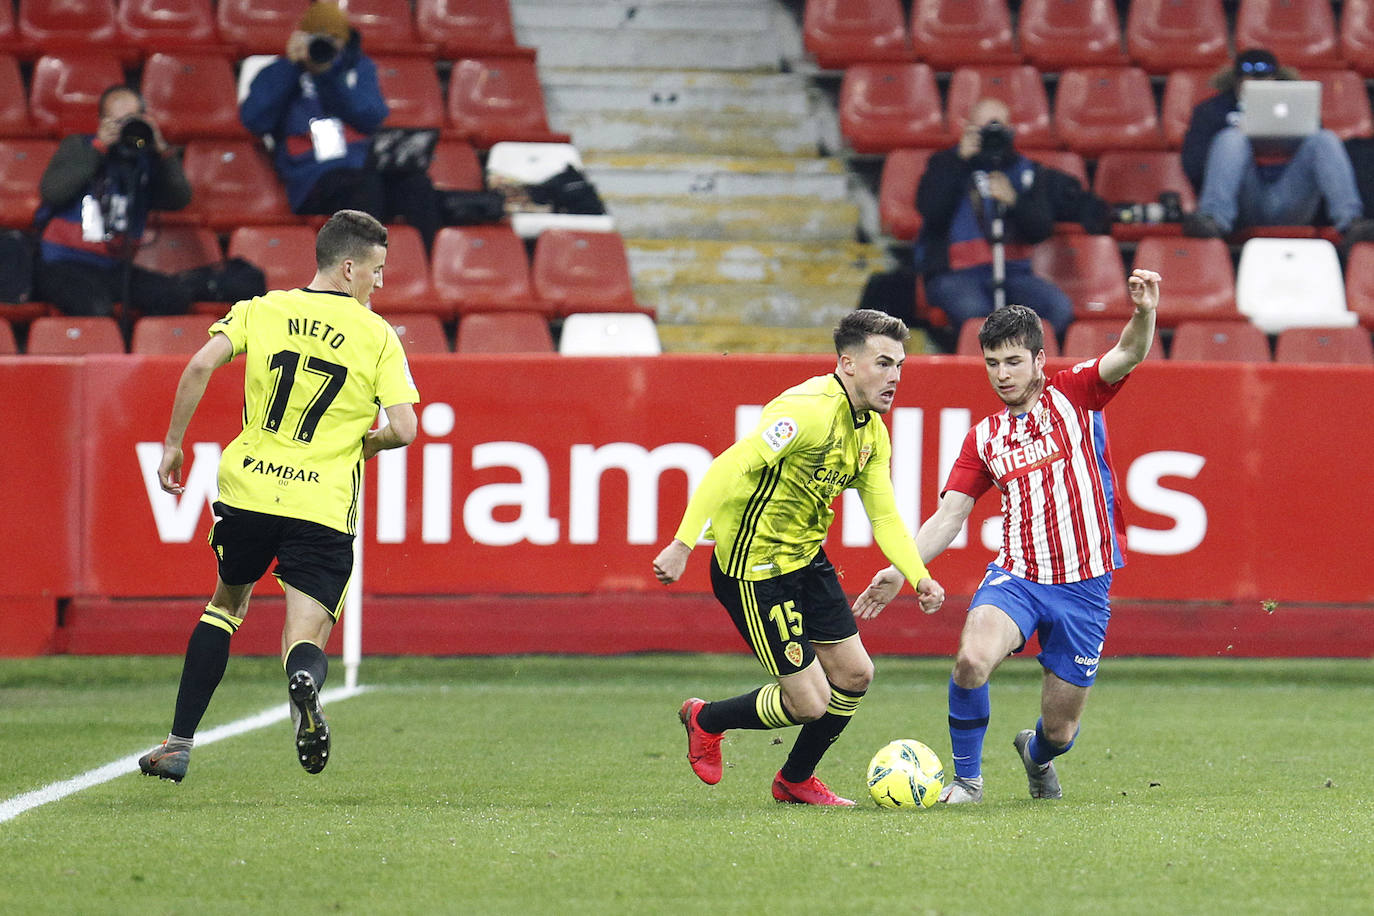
[853,565,905,620]
[1128,268,1161,314]
[158,445,185,494]
[915,576,945,615]
[652,539,691,585]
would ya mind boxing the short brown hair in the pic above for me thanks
[977,304,1045,354]
[833,309,909,356]
[315,210,388,270]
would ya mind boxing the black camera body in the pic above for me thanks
[307,34,339,66]
[111,117,155,161]
[974,121,1016,170]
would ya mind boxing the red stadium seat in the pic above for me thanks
[216,0,309,55]
[455,310,554,353]
[0,317,16,354]
[25,316,125,354]
[838,63,947,155]
[28,53,124,137]
[19,0,124,56]
[174,140,294,229]
[130,314,216,354]
[956,316,1060,356]
[1062,318,1164,359]
[367,224,442,316]
[0,1,25,57]
[1161,69,1217,149]
[0,55,34,138]
[1274,327,1374,364]
[133,225,223,274]
[1343,242,1374,329]
[1024,149,1087,184]
[338,0,429,56]
[1018,0,1126,69]
[374,56,445,129]
[802,0,912,70]
[446,58,570,148]
[227,225,318,292]
[1307,69,1374,140]
[1342,0,1374,77]
[117,0,225,54]
[428,139,483,191]
[1031,234,1131,319]
[1092,151,1195,240]
[1126,0,1229,74]
[1169,319,1271,362]
[413,0,535,60]
[877,148,933,241]
[945,65,1054,150]
[1234,0,1343,70]
[1132,237,1237,325]
[142,53,247,143]
[0,138,55,229]
[531,229,648,318]
[431,224,540,316]
[1053,67,1164,157]
[910,0,1019,71]
[385,313,449,353]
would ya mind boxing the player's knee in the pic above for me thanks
[781,689,829,723]
[1041,718,1078,747]
[951,653,993,688]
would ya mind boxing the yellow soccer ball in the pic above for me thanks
[866,739,945,808]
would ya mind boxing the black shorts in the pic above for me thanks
[209,501,354,621]
[710,549,858,678]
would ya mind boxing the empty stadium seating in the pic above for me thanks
[19,0,122,56]
[877,148,932,241]
[227,225,319,292]
[1031,234,1132,320]
[1160,69,1217,148]
[945,65,1054,149]
[386,312,450,353]
[531,229,648,318]
[455,311,554,353]
[956,316,1060,356]
[558,312,661,356]
[909,0,1019,71]
[838,63,947,154]
[1342,243,1374,330]
[1309,69,1374,140]
[431,224,540,317]
[802,0,911,70]
[1169,320,1271,362]
[1125,0,1229,74]
[1236,238,1356,334]
[338,0,430,56]
[216,0,308,55]
[1132,237,1238,325]
[374,55,446,129]
[1018,0,1127,69]
[0,138,54,228]
[413,0,535,60]
[0,54,33,137]
[26,315,125,354]
[446,57,570,148]
[428,140,484,191]
[0,317,16,354]
[130,314,215,354]
[367,224,441,316]
[1233,0,1342,70]
[1053,66,1164,157]
[116,0,224,54]
[141,53,247,143]
[174,140,294,229]
[133,225,223,274]
[28,53,123,137]
[1274,327,1374,364]
[1062,318,1164,359]
[1342,0,1374,77]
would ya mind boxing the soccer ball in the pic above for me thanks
[866,739,945,808]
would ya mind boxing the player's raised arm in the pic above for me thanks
[1099,268,1161,385]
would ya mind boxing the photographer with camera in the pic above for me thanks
[34,85,193,318]
[913,99,1072,345]
[240,1,442,251]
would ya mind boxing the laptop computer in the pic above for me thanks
[1239,80,1322,139]
[367,128,439,173]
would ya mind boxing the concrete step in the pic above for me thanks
[625,238,891,287]
[642,280,874,329]
[513,1,774,32]
[582,153,850,200]
[658,323,933,355]
[542,72,814,118]
[553,109,827,157]
[515,26,785,70]
[603,194,860,241]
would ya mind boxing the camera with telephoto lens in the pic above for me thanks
[307,34,339,66]
[111,117,155,160]
[975,121,1016,169]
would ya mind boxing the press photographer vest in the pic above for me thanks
[38,136,154,269]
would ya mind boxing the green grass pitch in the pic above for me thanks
[1,654,1371,914]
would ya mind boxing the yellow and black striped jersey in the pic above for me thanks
[210,288,419,535]
[674,373,929,584]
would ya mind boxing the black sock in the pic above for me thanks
[170,621,232,738]
[698,683,799,733]
[285,641,328,690]
[779,683,866,783]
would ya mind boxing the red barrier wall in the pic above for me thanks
[2,353,1371,656]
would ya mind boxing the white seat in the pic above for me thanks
[1235,238,1358,333]
[486,141,583,186]
[558,312,661,356]
[510,211,616,239]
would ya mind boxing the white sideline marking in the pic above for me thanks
[0,685,370,825]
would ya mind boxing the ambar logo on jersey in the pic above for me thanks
[241,455,320,484]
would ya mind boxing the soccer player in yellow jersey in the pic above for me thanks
[653,309,945,805]
[139,210,419,783]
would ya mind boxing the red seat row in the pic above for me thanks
[0,51,566,148]
[806,0,1370,75]
[0,0,534,60]
[839,63,1373,157]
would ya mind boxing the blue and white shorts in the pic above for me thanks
[969,563,1112,687]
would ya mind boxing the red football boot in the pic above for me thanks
[679,698,724,785]
[771,772,855,806]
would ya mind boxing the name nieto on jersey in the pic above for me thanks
[287,318,347,349]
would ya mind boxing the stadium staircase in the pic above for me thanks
[513,0,908,354]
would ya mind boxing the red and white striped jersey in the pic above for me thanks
[944,357,1127,584]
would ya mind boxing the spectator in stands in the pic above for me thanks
[34,86,193,317]
[240,1,442,250]
[1181,48,1374,243]
[914,98,1072,343]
